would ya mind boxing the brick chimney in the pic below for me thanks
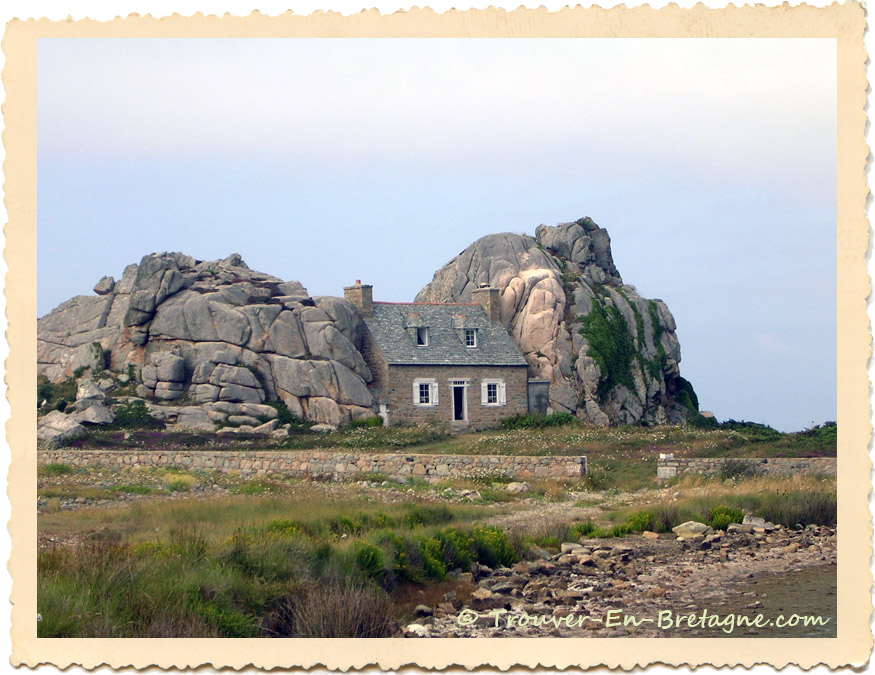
[344,280,373,317]
[472,284,500,322]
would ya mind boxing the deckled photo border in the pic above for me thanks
[4,4,871,670]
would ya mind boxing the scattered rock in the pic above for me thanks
[76,380,105,403]
[228,415,261,427]
[310,424,337,433]
[37,411,87,446]
[560,542,585,554]
[93,276,115,295]
[672,521,714,538]
[506,481,531,494]
[71,402,115,426]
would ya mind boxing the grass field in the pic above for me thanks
[38,471,836,638]
[38,492,517,637]
[38,418,837,638]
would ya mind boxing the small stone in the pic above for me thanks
[93,276,115,295]
[404,623,430,637]
[672,521,713,538]
[506,481,531,494]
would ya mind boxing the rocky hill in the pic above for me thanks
[37,217,696,439]
[416,218,694,425]
[38,252,375,432]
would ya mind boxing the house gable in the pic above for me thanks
[363,302,527,367]
[347,286,531,429]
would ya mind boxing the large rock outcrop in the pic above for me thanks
[38,252,374,426]
[416,217,693,425]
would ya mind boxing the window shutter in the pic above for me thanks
[499,382,507,405]
[481,381,488,404]
[413,381,420,404]
[431,381,439,405]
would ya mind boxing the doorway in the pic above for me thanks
[451,381,467,422]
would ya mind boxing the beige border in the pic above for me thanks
[4,4,871,669]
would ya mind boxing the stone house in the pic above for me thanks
[344,281,530,430]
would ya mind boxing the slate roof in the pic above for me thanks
[365,302,528,367]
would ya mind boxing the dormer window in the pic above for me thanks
[465,328,477,348]
[416,327,429,346]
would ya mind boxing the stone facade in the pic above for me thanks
[361,325,391,402]
[656,455,837,482]
[39,448,586,481]
[378,364,529,430]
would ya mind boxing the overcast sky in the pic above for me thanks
[37,38,836,432]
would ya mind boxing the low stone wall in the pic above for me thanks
[657,455,836,482]
[38,448,587,481]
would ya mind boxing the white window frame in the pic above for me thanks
[416,327,429,347]
[413,378,439,407]
[481,378,507,407]
[464,328,477,348]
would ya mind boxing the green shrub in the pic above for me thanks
[570,519,631,539]
[265,400,310,429]
[608,523,632,537]
[501,411,577,430]
[689,413,720,429]
[346,416,384,429]
[625,510,655,532]
[114,399,161,429]
[37,381,56,408]
[433,528,475,571]
[353,541,385,580]
[470,526,516,568]
[719,419,783,440]
[579,297,635,399]
[676,390,695,413]
[570,521,596,538]
[230,481,279,496]
[372,531,424,583]
[113,485,154,495]
[327,515,361,536]
[167,479,191,493]
[186,587,259,637]
[533,535,562,549]
[675,376,699,412]
[708,505,744,530]
[40,463,74,476]
[415,536,448,580]
[266,519,305,537]
[402,504,453,528]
